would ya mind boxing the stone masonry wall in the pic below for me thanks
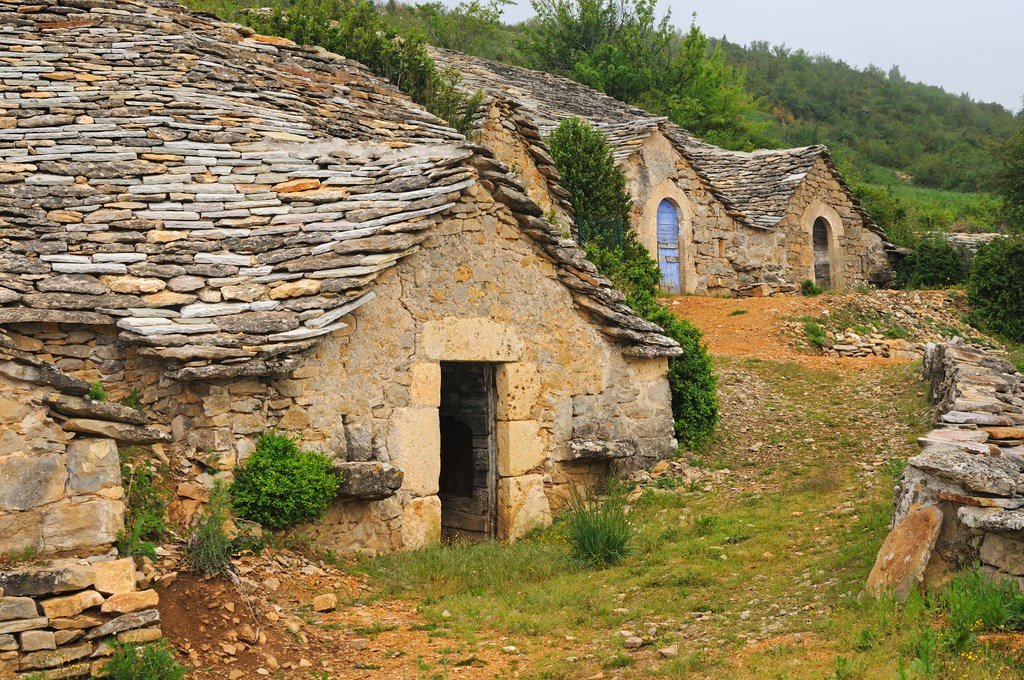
[869,342,1024,598]
[476,101,574,231]
[777,158,892,290]
[0,557,158,679]
[0,364,124,556]
[109,187,675,554]
[624,131,787,296]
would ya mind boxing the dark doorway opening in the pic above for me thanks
[439,362,497,541]
[813,217,831,289]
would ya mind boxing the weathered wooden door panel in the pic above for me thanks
[657,200,681,293]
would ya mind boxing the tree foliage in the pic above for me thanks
[519,0,767,149]
[894,236,970,289]
[993,122,1024,229]
[967,237,1024,342]
[547,116,631,246]
[548,118,718,448]
[719,40,1021,193]
[383,0,516,61]
[202,0,483,136]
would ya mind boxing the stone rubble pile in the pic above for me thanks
[792,290,988,359]
[824,331,915,359]
[0,556,158,678]
[625,458,731,499]
[868,341,1024,599]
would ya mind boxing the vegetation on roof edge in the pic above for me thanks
[184,0,1024,243]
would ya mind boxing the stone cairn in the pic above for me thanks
[868,341,1024,600]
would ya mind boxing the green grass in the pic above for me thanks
[1007,343,1024,373]
[856,170,1004,248]
[350,358,995,677]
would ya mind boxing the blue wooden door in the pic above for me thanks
[656,200,681,293]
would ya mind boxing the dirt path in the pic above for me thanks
[664,294,908,369]
[163,293,940,679]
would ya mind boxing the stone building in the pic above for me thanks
[0,0,679,557]
[431,48,897,296]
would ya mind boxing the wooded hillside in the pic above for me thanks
[718,40,1022,194]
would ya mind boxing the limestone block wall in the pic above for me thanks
[109,188,675,554]
[476,101,574,230]
[0,557,158,678]
[1,324,122,388]
[777,159,893,290]
[624,131,786,296]
[0,365,124,556]
[872,342,1024,595]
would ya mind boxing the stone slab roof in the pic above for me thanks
[0,0,679,379]
[431,47,886,238]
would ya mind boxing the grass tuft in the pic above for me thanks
[563,483,632,567]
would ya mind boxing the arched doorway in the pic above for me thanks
[813,217,831,289]
[656,199,681,293]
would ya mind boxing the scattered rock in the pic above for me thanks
[311,593,337,612]
[866,506,943,602]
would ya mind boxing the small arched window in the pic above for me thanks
[813,217,831,289]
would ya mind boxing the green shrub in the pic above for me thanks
[231,432,341,530]
[184,481,234,576]
[86,381,107,401]
[548,117,632,241]
[895,235,970,289]
[101,640,187,680]
[967,236,1024,341]
[804,320,827,349]
[800,279,823,296]
[563,484,631,567]
[117,447,171,560]
[244,0,483,137]
[549,118,719,449]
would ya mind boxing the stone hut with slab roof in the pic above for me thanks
[431,47,897,297]
[0,0,680,564]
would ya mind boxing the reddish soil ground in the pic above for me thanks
[664,294,909,369]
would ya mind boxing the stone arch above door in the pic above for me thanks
[640,180,695,294]
[799,201,845,290]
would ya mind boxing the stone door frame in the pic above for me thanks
[641,180,695,294]
[390,318,552,548]
[799,201,845,290]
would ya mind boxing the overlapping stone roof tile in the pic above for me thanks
[0,0,679,379]
[431,47,886,239]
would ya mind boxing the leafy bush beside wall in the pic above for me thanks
[548,117,719,449]
[231,432,341,530]
[894,236,970,289]
[967,237,1024,342]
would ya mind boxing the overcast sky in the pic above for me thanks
[498,0,1024,113]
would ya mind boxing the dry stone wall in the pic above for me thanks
[0,328,168,556]
[0,557,158,679]
[476,100,574,231]
[869,342,1024,597]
